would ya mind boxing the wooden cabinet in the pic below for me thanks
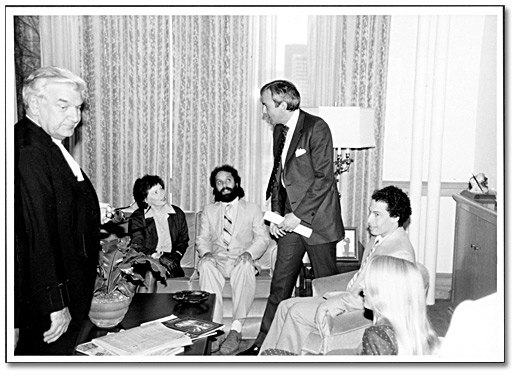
[451,194,497,307]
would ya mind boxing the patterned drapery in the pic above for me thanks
[73,15,271,211]
[77,16,172,207]
[170,15,260,211]
[339,15,391,246]
[27,14,388,229]
[308,15,391,246]
[34,15,274,211]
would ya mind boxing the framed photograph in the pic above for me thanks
[336,227,358,261]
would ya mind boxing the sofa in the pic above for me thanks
[152,211,277,340]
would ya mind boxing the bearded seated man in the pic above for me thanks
[196,165,270,355]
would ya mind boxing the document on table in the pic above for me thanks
[264,211,312,238]
[76,341,184,356]
[91,322,192,355]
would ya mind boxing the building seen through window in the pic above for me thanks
[276,15,310,108]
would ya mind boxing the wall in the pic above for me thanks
[384,14,498,274]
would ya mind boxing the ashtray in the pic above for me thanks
[172,290,210,304]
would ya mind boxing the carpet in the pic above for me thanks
[427,298,454,337]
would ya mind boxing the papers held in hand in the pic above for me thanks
[263,211,313,238]
[90,322,192,356]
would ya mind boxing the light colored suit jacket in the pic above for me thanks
[338,227,416,311]
[196,198,270,261]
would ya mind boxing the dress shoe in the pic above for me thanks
[211,334,225,353]
[237,343,260,356]
[219,330,242,355]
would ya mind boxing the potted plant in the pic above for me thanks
[88,235,168,328]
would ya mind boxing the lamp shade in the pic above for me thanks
[318,106,376,149]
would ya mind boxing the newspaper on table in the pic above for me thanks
[76,341,117,356]
[88,322,192,356]
[76,340,184,356]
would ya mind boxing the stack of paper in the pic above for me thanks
[89,322,192,356]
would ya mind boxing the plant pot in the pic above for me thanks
[88,292,132,328]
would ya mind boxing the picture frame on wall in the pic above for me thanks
[336,227,358,261]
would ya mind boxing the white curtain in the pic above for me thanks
[170,15,275,211]
[308,15,392,247]
[39,16,81,74]
[306,16,342,107]
[247,16,278,210]
[78,16,173,207]
[37,15,276,211]
[409,16,452,304]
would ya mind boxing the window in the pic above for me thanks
[275,15,311,107]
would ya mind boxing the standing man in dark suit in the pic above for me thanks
[239,80,344,355]
[14,67,106,355]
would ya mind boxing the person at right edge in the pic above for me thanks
[239,80,344,355]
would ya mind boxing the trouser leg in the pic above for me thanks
[198,260,226,323]
[229,260,256,325]
[269,296,324,354]
[256,232,306,346]
[305,240,338,278]
[258,296,310,353]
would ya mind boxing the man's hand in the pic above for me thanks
[99,202,114,225]
[314,295,347,338]
[269,222,286,238]
[270,212,301,238]
[234,251,253,266]
[315,303,332,338]
[278,213,301,232]
[159,253,181,277]
[199,252,216,266]
[43,307,71,344]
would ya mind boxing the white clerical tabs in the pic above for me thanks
[263,211,313,238]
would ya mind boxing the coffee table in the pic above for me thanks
[76,293,217,356]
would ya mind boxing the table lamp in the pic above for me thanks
[318,106,376,176]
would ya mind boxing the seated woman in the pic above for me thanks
[262,255,440,356]
[129,174,189,293]
[355,255,440,355]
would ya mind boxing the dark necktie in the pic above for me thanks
[266,124,289,200]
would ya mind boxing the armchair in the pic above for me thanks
[301,262,430,355]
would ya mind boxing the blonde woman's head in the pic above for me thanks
[364,255,425,316]
[363,255,439,355]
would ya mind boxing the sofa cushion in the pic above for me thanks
[179,211,198,268]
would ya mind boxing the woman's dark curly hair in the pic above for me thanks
[372,186,412,227]
[133,175,165,210]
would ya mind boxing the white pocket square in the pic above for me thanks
[295,148,307,157]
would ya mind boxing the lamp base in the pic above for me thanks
[335,152,354,176]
